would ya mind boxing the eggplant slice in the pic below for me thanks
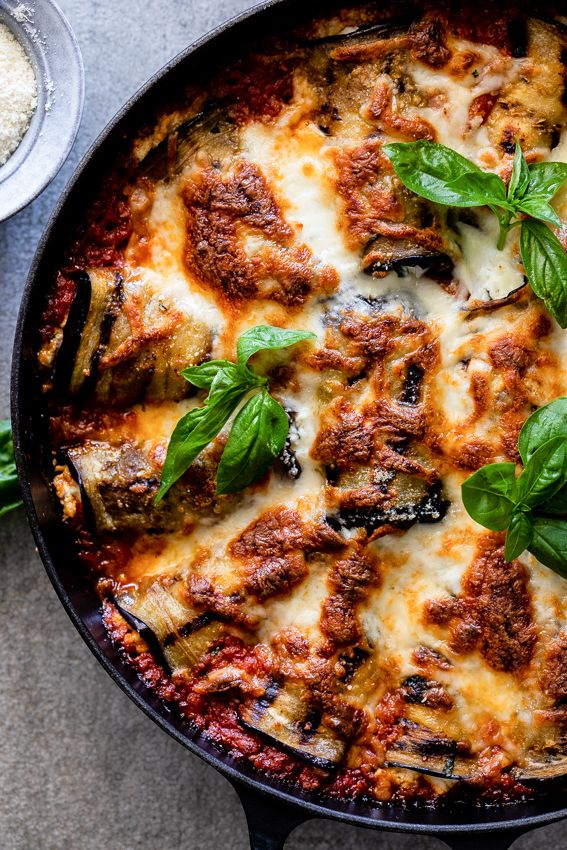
[114,599,172,673]
[514,754,567,783]
[56,268,212,405]
[332,467,449,535]
[385,719,473,780]
[55,269,121,396]
[486,16,566,153]
[276,409,302,480]
[513,726,567,783]
[119,579,224,675]
[139,102,237,181]
[322,290,419,329]
[241,682,347,770]
[337,482,449,534]
[307,13,416,45]
[363,234,453,279]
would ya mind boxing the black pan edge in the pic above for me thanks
[10,0,567,837]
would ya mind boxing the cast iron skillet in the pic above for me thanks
[11,1,567,848]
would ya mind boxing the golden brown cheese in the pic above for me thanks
[39,2,567,805]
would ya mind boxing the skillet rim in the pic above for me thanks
[10,0,567,836]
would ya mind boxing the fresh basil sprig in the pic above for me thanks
[155,325,315,502]
[215,388,289,494]
[0,421,22,518]
[520,220,567,327]
[383,140,567,327]
[461,398,567,576]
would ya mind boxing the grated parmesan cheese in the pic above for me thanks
[0,22,37,166]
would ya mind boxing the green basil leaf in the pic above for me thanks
[508,141,530,201]
[514,197,561,228]
[528,517,567,578]
[520,220,567,328]
[383,140,506,208]
[461,462,516,531]
[0,420,22,518]
[536,483,567,516]
[448,170,508,207]
[526,162,567,201]
[237,325,316,367]
[515,437,567,508]
[216,389,289,494]
[181,360,239,389]
[504,509,533,561]
[518,397,567,463]
[156,368,249,502]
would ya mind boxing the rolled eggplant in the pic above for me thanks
[118,579,224,675]
[514,755,567,782]
[240,681,347,770]
[65,440,199,535]
[55,268,212,406]
[138,103,236,181]
[513,719,567,782]
[55,269,120,396]
[363,234,453,279]
[486,16,566,153]
[307,14,416,45]
[333,473,449,535]
[385,719,473,780]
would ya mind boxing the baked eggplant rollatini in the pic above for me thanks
[38,0,567,806]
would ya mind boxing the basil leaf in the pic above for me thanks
[448,171,508,207]
[156,368,250,502]
[518,397,567,463]
[514,197,561,228]
[526,162,567,201]
[383,140,506,208]
[529,517,567,578]
[520,220,567,328]
[508,141,530,201]
[181,360,239,389]
[504,509,533,561]
[237,325,316,367]
[515,437,567,508]
[216,389,289,494]
[461,462,516,531]
[0,421,22,518]
[536,484,567,516]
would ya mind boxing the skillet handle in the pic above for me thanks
[231,781,310,850]
[439,830,525,850]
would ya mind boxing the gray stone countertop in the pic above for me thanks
[0,1,565,848]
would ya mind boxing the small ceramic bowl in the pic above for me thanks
[0,0,84,221]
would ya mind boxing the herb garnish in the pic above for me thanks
[155,325,315,502]
[461,398,567,577]
[0,421,22,518]
[383,140,567,326]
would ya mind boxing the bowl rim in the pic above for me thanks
[0,0,84,221]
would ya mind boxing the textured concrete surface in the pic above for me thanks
[0,2,566,849]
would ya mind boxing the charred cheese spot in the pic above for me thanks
[424,535,536,673]
[183,159,338,307]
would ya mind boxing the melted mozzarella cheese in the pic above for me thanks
[455,213,525,301]
[408,42,522,162]
[57,21,567,795]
